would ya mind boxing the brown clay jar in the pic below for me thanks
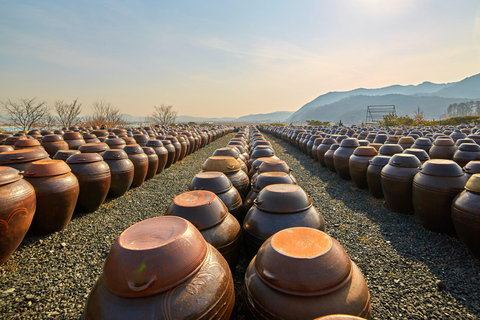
[244,172,297,211]
[244,227,371,319]
[141,147,159,180]
[176,136,188,161]
[0,149,50,171]
[165,136,181,164]
[349,146,378,189]
[378,144,404,157]
[66,153,111,213]
[79,142,110,154]
[411,138,432,153]
[105,138,126,150]
[429,137,457,160]
[102,150,134,198]
[23,160,79,235]
[334,138,360,180]
[41,134,69,157]
[165,191,241,269]
[403,148,430,163]
[0,167,36,264]
[398,136,415,150]
[251,158,295,184]
[324,144,340,173]
[463,161,480,179]
[160,140,176,169]
[14,138,44,150]
[452,174,480,260]
[413,160,467,234]
[63,132,85,150]
[145,140,168,173]
[312,138,324,161]
[453,143,480,167]
[381,154,421,214]
[123,144,148,188]
[53,150,81,161]
[202,156,250,197]
[213,147,248,174]
[317,138,336,167]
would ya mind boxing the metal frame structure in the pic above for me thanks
[366,105,396,125]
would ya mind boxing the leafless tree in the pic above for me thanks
[84,99,124,128]
[148,104,177,126]
[39,114,58,130]
[54,99,82,128]
[412,106,425,124]
[1,98,50,132]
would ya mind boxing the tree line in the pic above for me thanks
[0,98,177,131]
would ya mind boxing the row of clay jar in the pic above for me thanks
[0,127,233,265]
[261,125,480,261]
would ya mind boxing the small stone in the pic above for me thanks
[436,280,447,291]
[61,242,67,247]
[26,294,35,300]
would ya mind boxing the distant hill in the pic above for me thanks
[235,111,293,123]
[287,73,480,124]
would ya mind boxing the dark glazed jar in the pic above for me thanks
[381,154,421,214]
[242,184,326,258]
[67,153,111,213]
[82,216,235,319]
[453,143,480,167]
[324,144,340,173]
[411,138,432,153]
[244,172,297,211]
[378,144,404,157]
[165,191,241,269]
[41,134,69,157]
[398,136,415,150]
[189,171,245,224]
[334,138,359,180]
[123,144,148,188]
[63,132,86,150]
[0,167,36,264]
[0,149,50,171]
[165,136,182,164]
[349,146,378,189]
[452,174,480,260]
[244,227,371,319]
[176,136,188,161]
[145,140,168,173]
[141,147,159,180]
[429,137,457,160]
[102,150,134,198]
[202,156,250,197]
[463,161,480,179]
[312,138,324,161]
[413,160,467,234]
[160,140,176,169]
[403,148,430,163]
[23,160,79,234]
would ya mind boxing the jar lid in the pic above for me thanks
[339,138,359,147]
[53,150,81,161]
[14,138,41,148]
[63,132,83,140]
[78,142,110,153]
[66,153,104,164]
[369,155,391,166]
[254,184,312,213]
[189,171,233,194]
[0,166,23,186]
[328,144,340,151]
[102,149,128,160]
[353,146,377,157]
[434,137,455,146]
[165,190,229,229]
[145,139,164,148]
[458,143,480,152]
[253,172,296,191]
[257,159,291,174]
[0,149,50,164]
[0,145,15,153]
[42,134,64,142]
[466,174,480,193]
[160,139,172,146]
[378,144,404,156]
[202,156,240,173]
[123,144,145,154]
[321,138,336,145]
[413,138,432,146]
[420,159,464,177]
[105,138,126,147]
[388,154,422,168]
[142,147,156,155]
[399,136,415,143]
[403,148,430,162]
[23,159,71,177]
[251,148,275,159]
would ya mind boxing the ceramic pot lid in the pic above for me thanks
[189,171,233,194]
[388,154,422,168]
[369,155,391,166]
[42,134,64,142]
[434,137,455,146]
[63,132,83,140]
[105,138,126,146]
[145,140,164,147]
[53,150,80,161]
[0,166,23,186]
[253,172,296,191]
[212,147,240,158]
[23,159,71,177]
[0,146,15,153]
[123,144,144,154]
[458,143,480,152]
[353,146,377,157]
[78,142,110,153]
[102,149,128,160]
[420,159,464,177]
[339,138,359,147]
[202,156,240,173]
[254,184,312,213]
[466,174,480,193]
[66,152,104,164]
[142,147,156,155]
[14,138,41,147]
[403,148,430,162]
[379,144,404,155]
[0,149,50,164]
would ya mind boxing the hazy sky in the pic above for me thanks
[1,1,479,118]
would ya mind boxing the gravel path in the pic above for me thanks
[1,130,479,319]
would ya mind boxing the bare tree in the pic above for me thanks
[1,98,50,132]
[54,99,82,128]
[148,104,177,126]
[39,114,58,130]
[84,99,124,128]
[412,106,425,124]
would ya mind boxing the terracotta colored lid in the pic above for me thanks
[202,156,240,173]
[42,134,64,142]
[123,144,145,154]
[466,174,480,193]
[66,153,104,164]
[255,227,351,295]
[254,172,296,191]
[189,171,233,194]
[122,137,137,145]
[160,139,172,146]
[420,159,464,177]
[166,190,229,230]
[14,138,41,148]
[142,147,156,155]
[388,154,422,168]
[254,184,312,213]
[91,130,108,137]
[0,145,15,153]
[458,143,480,152]
[23,159,71,177]
[145,139,164,148]
[63,132,83,140]
[403,148,430,162]
[105,138,126,147]
[78,142,110,153]
[102,149,128,160]
[369,155,391,166]
[53,150,81,161]
[0,166,23,186]
[353,146,377,157]
[0,149,50,164]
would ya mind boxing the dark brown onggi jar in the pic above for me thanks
[312,137,324,161]
[403,148,430,163]
[41,134,69,157]
[66,153,111,213]
[202,156,250,197]
[463,160,480,179]
[63,132,86,150]
[123,144,148,188]
[0,166,36,264]
[213,147,248,174]
[244,172,296,211]
[145,140,168,173]
[398,136,415,150]
[141,147,159,180]
[133,134,149,147]
[244,227,371,319]
[452,174,480,260]
[453,143,480,168]
[83,133,100,144]
[102,150,134,198]
[82,216,234,319]
[176,136,188,161]
[242,184,326,258]
[349,146,378,189]
[165,135,182,164]
[324,144,340,173]
[334,138,360,180]
[429,137,457,160]
[381,154,421,214]
[105,138,126,150]
[14,138,44,150]
[189,171,245,224]
[413,160,467,234]
[165,190,241,269]
[23,160,79,235]
[251,158,295,184]
[160,140,176,169]
[378,144,404,157]
[0,148,50,171]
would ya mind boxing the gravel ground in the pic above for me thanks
[1,130,479,319]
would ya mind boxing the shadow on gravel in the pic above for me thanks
[267,135,480,316]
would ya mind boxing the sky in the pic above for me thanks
[0,0,479,118]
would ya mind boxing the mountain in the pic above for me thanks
[235,111,294,123]
[287,73,480,124]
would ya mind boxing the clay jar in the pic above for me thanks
[82,216,235,319]
[176,136,188,161]
[317,138,336,167]
[307,135,322,158]
[463,161,480,179]
[0,167,36,264]
[123,144,148,188]
[0,149,50,171]
[349,146,378,189]
[160,140,176,169]
[244,172,297,211]
[67,153,111,213]
[14,138,43,150]
[189,171,245,224]
[164,136,182,164]
[324,144,340,173]
[165,191,241,269]
[53,150,81,161]
[242,184,326,258]
[312,138,324,161]
[213,147,248,174]
[334,138,360,180]
[202,156,250,197]
[452,174,480,260]
[83,134,100,144]
[102,150,134,198]
[248,157,272,179]
[79,142,110,154]
[398,136,415,150]
[105,138,126,150]
[378,144,404,157]
[140,147,158,180]
[251,158,295,184]
[381,154,421,214]
[133,134,149,147]
[429,137,457,160]
[41,134,69,157]
[23,160,79,234]
[403,148,430,163]
[413,160,467,234]
[453,143,480,167]
[63,132,85,150]
[145,140,168,173]
[411,138,432,153]
[244,227,371,319]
